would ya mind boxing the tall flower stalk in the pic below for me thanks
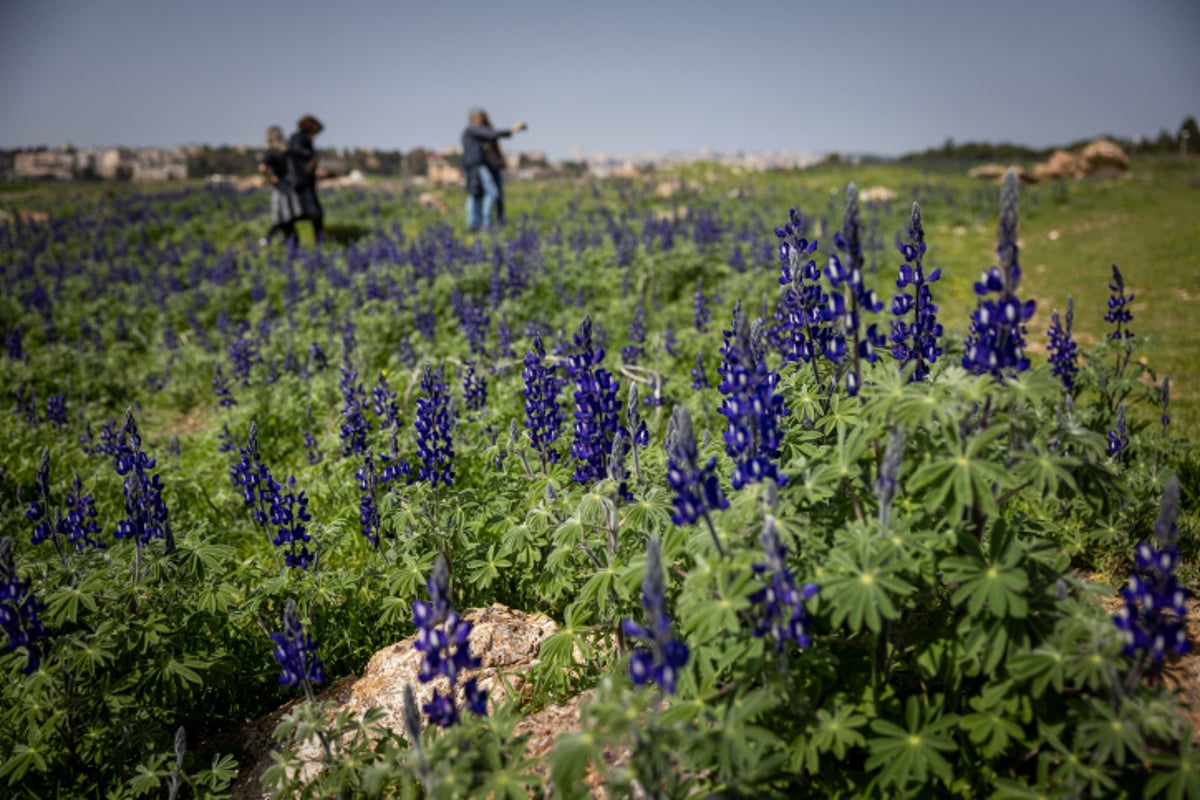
[889,203,943,382]
[963,170,1036,380]
[1047,296,1079,392]
[567,316,623,484]
[775,209,831,386]
[1,537,49,674]
[622,537,689,695]
[1114,476,1190,673]
[826,183,886,395]
[112,410,172,572]
[412,555,486,727]
[665,406,728,557]
[415,362,455,489]
[522,334,563,471]
[717,302,788,489]
[270,599,324,702]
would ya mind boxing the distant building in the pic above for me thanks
[427,153,463,185]
[13,149,76,180]
[96,147,186,181]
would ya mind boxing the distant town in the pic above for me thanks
[0,142,825,186]
[4,117,1192,187]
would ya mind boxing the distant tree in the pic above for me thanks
[1154,129,1176,153]
[406,148,429,176]
[1179,116,1198,155]
[558,161,588,178]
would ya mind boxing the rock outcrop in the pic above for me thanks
[232,604,564,799]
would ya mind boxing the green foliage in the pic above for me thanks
[0,167,1197,797]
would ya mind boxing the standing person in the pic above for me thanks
[288,115,325,242]
[461,108,526,231]
[258,126,300,246]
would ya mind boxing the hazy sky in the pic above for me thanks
[1,0,1196,157]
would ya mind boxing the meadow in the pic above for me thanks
[1,156,1198,798]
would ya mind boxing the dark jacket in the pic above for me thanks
[461,124,512,171]
[287,132,317,189]
[261,150,289,184]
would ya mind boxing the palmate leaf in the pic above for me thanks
[908,423,1010,520]
[815,391,865,439]
[861,366,956,431]
[466,544,511,590]
[1073,698,1148,768]
[820,547,915,633]
[620,486,673,534]
[940,552,1029,618]
[1009,644,1068,698]
[864,697,959,790]
[1147,727,1200,800]
[960,699,1026,759]
[796,704,869,773]
[1012,445,1079,500]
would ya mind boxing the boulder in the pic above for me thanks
[1080,137,1129,176]
[232,604,562,799]
[417,191,449,214]
[858,186,897,204]
[1033,149,1087,181]
[968,163,1008,180]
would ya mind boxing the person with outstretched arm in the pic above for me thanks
[461,108,526,231]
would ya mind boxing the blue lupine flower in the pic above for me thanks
[522,334,563,468]
[1113,476,1189,662]
[372,370,402,427]
[415,362,455,488]
[775,209,830,368]
[213,366,237,407]
[825,184,886,395]
[303,429,324,465]
[270,598,324,698]
[217,423,235,453]
[61,475,104,551]
[874,427,906,529]
[113,410,172,551]
[308,340,328,372]
[1108,403,1129,460]
[1047,297,1079,392]
[664,321,678,358]
[693,279,711,333]
[621,298,647,365]
[1161,375,1171,434]
[228,337,257,386]
[691,353,710,389]
[27,449,54,546]
[1105,264,1135,341]
[888,203,943,382]
[750,514,819,652]
[717,302,788,489]
[4,325,24,361]
[45,394,67,429]
[622,537,689,694]
[462,360,488,412]
[625,384,648,449]
[962,170,1036,379]
[665,406,728,555]
[567,316,623,485]
[412,555,486,727]
[231,424,313,568]
[269,477,313,570]
[0,537,49,674]
[338,363,373,458]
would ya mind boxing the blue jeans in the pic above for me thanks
[466,166,501,230]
